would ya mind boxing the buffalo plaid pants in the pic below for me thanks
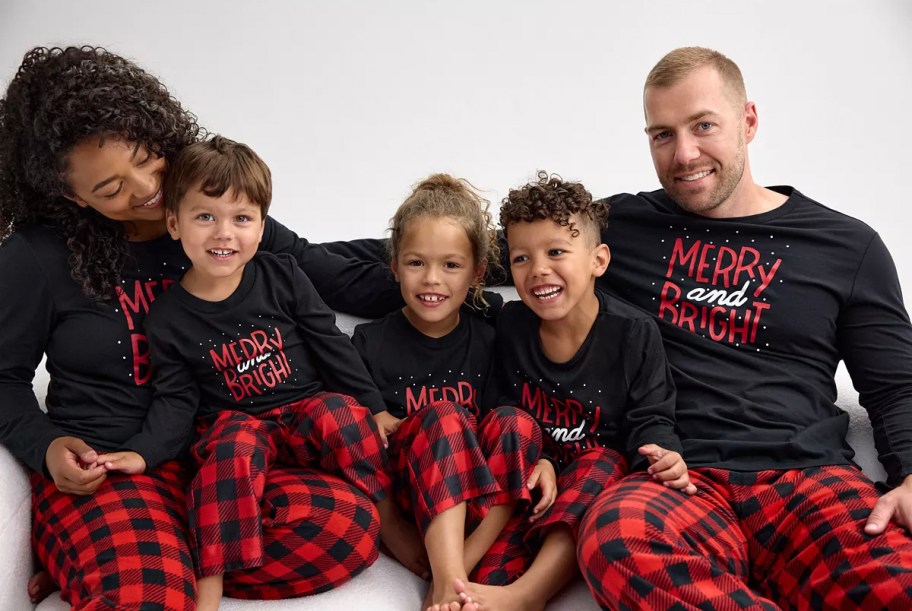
[472,445,628,585]
[189,392,389,583]
[389,400,503,534]
[578,465,912,610]
[31,460,196,610]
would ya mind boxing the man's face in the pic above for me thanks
[644,66,754,217]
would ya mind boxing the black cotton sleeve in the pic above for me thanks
[0,236,67,474]
[622,319,683,471]
[838,234,912,487]
[122,307,200,468]
[289,261,386,413]
[261,217,402,318]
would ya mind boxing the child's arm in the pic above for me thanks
[624,318,685,470]
[114,309,200,472]
[290,261,387,414]
[638,443,697,495]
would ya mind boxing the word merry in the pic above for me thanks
[405,382,479,414]
[115,279,175,385]
[665,238,781,296]
[521,383,601,432]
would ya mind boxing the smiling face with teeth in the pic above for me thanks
[166,186,265,300]
[391,216,485,338]
[644,65,760,218]
[64,136,169,240]
[507,215,609,328]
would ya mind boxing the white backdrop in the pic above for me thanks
[2,0,910,295]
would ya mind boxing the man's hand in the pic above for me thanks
[639,443,697,495]
[865,474,912,535]
[96,450,147,475]
[373,410,402,448]
[45,436,107,495]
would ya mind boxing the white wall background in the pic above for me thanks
[2,0,910,295]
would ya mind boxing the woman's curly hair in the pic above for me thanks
[500,171,609,240]
[0,46,202,299]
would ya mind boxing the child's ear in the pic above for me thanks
[592,244,611,278]
[390,258,400,282]
[474,259,488,285]
[256,218,265,245]
[165,210,181,240]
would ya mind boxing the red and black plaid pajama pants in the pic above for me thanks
[31,460,197,610]
[472,445,628,585]
[578,465,912,610]
[390,403,546,578]
[188,392,390,595]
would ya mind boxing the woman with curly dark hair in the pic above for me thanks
[0,46,400,609]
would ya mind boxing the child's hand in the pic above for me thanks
[638,444,697,495]
[527,458,557,522]
[95,451,147,475]
[373,410,402,448]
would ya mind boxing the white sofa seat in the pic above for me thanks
[3,289,885,611]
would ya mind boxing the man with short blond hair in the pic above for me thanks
[577,46,912,610]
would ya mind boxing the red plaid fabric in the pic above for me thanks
[222,465,380,599]
[473,446,627,585]
[189,392,390,577]
[389,400,500,534]
[30,460,196,610]
[473,405,543,514]
[578,465,912,610]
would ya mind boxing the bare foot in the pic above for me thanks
[27,570,57,604]
[421,576,478,611]
[455,578,541,611]
[381,511,430,579]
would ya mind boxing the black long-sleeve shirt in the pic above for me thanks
[138,252,385,466]
[351,308,494,420]
[599,187,912,485]
[0,217,399,473]
[487,292,681,470]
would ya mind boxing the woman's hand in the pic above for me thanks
[45,436,107,495]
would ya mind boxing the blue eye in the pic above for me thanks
[197,213,213,222]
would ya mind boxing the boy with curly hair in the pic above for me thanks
[448,172,695,611]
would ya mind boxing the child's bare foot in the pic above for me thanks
[455,578,541,611]
[381,510,429,579]
[422,577,478,611]
[425,603,477,611]
[27,569,56,604]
